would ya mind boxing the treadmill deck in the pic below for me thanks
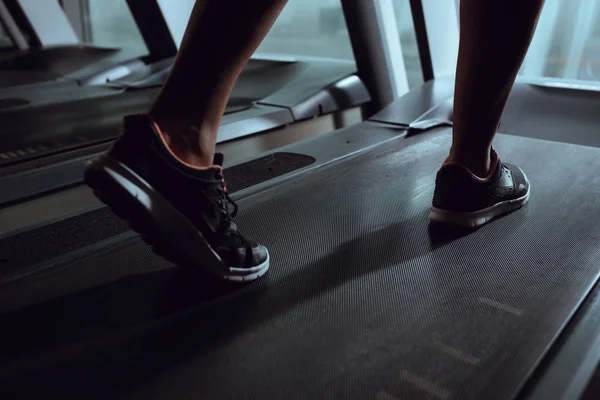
[1,128,599,399]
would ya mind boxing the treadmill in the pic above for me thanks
[0,1,370,207]
[1,1,600,399]
[0,0,156,91]
[0,54,370,207]
[0,0,180,111]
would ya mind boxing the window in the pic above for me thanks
[258,0,423,88]
[66,0,425,88]
[520,0,600,81]
[74,0,146,50]
[403,0,600,83]
[256,1,354,60]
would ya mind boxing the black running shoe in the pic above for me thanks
[430,149,530,228]
[84,114,269,282]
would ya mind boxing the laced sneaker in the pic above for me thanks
[430,149,530,228]
[84,114,269,282]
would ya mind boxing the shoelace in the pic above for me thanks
[216,171,238,221]
[215,172,254,250]
[215,171,253,251]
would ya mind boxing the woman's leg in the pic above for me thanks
[448,0,545,177]
[149,0,289,167]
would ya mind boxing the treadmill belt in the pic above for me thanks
[1,129,600,399]
[0,152,315,281]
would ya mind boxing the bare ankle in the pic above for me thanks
[164,136,214,168]
[445,150,492,179]
[149,114,216,168]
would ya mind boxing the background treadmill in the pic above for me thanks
[0,0,180,112]
[0,54,369,207]
[0,0,371,207]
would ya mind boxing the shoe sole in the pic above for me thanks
[429,177,531,229]
[84,154,269,282]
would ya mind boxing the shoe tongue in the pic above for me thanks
[213,153,225,167]
[221,220,238,234]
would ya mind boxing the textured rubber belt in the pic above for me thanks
[1,130,600,400]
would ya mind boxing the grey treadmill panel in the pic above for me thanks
[0,48,147,111]
[0,84,125,112]
[369,77,600,147]
[0,69,62,87]
[259,58,369,120]
[369,76,600,149]
[115,57,369,121]
[0,46,144,81]
[0,105,291,206]
[0,87,252,168]
[0,152,100,207]
[0,58,296,114]
[0,56,369,206]
[0,46,119,70]
[0,78,80,99]
[113,58,294,92]
[500,81,600,147]
[0,58,360,155]
[106,56,175,88]
[65,48,148,83]
[0,128,599,400]
[368,75,455,126]
[218,105,294,143]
